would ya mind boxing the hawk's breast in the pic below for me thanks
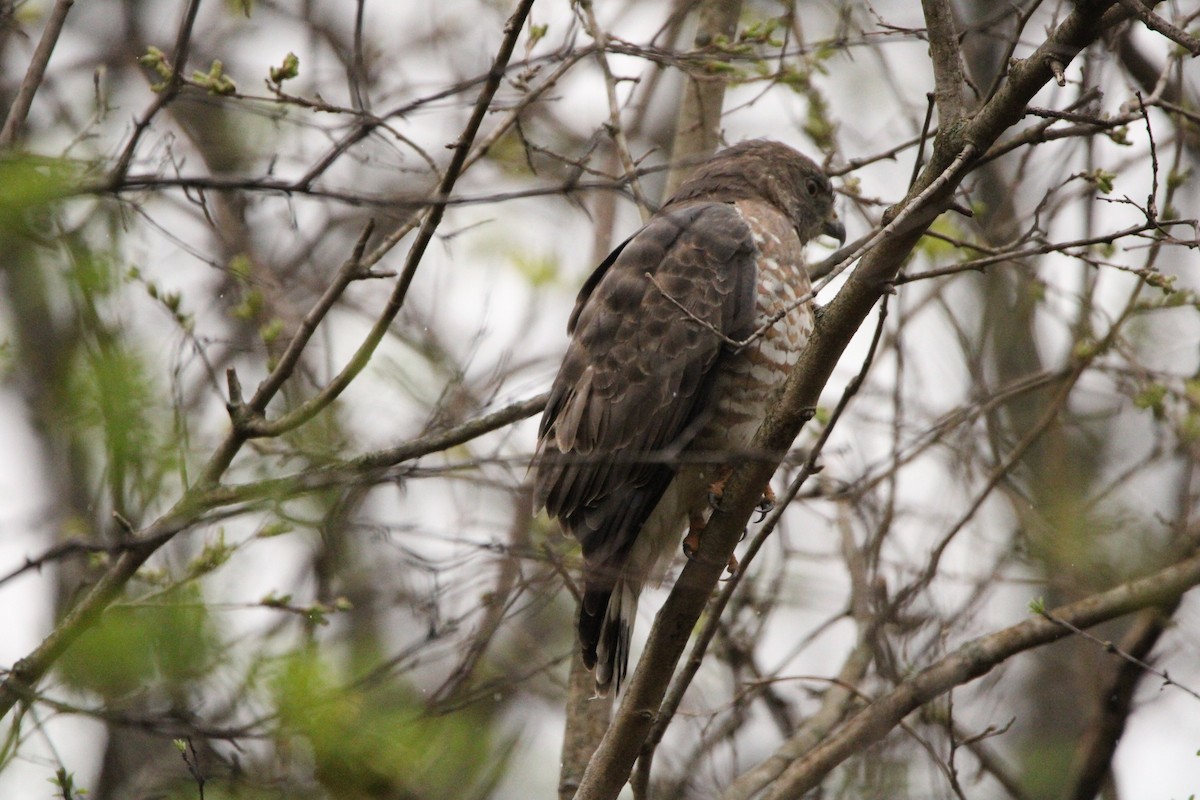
[697,199,815,453]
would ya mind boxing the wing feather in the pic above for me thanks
[534,201,759,575]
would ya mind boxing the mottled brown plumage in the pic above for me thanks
[533,140,843,692]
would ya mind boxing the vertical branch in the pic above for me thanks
[920,0,968,128]
[578,0,653,219]
[662,0,743,197]
[559,657,613,800]
[0,0,75,147]
[350,0,369,112]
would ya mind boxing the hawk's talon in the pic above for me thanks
[754,485,777,522]
[706,467,733,511]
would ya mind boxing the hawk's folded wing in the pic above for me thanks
[534,201,759,582]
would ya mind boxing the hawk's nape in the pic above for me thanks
[533,139,842,693]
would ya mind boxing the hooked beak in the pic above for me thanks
[822,216,846,246]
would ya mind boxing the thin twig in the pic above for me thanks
[241,0,537,437]
[1037,607,1200,701]
[755,552,1200,800]
[109,0,203,181]
[1116,0,1200,55]
[577,0,653,219]
[0,0,75,147]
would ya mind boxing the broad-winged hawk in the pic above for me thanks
[533,140,843,693]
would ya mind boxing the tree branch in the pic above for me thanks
[1117,0,1200,55]
[662,0,744,197]
[0,0,75,148]
[757,553,1200,799]
[921,0,968,128]
[1065,603,1180,800]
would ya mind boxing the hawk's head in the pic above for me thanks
[666,139,845,246]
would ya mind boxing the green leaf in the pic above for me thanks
[1133,383,1168,418]
[269,52,300,84]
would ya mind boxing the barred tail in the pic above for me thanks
[579,578,639,695]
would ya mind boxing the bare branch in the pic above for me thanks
[662,0,744,196]
[0,0,75,148]
[1117,0,1200,55]
[921,0,968,127]
[757,552,1200,799]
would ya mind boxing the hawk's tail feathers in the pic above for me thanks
[586,578,639,696]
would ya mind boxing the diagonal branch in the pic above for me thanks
[757,552,1200,799]
[1064,603,1179,800]
[243,0,537,438]
[109,0,203,182]
[1117,0,1200,55]
[0,0,75,148]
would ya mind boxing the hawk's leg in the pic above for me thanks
[682,509,740,576]
[707,468,778,523]
[683,475,779,574]
[704,465,735,511]
[685,466,769,576]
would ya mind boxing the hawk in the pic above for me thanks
[533,140,843,693]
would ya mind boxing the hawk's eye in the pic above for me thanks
[805,178,820,197]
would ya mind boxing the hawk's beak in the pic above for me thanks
[822,217,846,246]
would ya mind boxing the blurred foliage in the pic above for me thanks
[0,157,79,232]
[273,652,513,800]
[59,586,217,698]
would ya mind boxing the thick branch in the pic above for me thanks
[921,0,968,128]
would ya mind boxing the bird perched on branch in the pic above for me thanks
[533,140,844,693]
